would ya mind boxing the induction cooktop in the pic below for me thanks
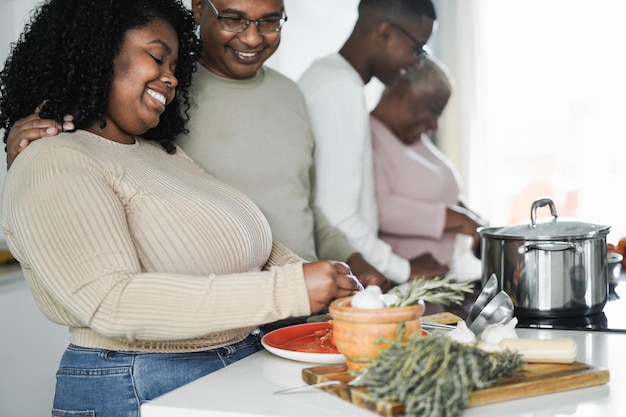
[515,281,626,332]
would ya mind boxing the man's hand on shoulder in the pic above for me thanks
[6,112,74,168]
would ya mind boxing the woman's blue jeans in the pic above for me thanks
[51,331,263,417]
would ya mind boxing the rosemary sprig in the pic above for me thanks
[352,335,524,417]
[391,276,475,307]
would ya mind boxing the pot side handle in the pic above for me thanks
[519,242,577,254]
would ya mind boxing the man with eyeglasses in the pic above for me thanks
[298,0,449,284]
[5,0,392,299]
[182,0,393,298]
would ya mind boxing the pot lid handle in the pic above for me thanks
[530,197,558,227]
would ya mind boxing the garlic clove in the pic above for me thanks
[381,293,400,307]
[351,286,387,309]
[480,317,519,344]
[447,320,477,344]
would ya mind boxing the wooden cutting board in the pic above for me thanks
[302,361,609,416]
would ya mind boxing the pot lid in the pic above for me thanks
[479,198,611,240]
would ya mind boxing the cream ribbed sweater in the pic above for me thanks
[1,130,311,352]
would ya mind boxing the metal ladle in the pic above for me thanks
[468,291,514,335]
[465,273,498,328]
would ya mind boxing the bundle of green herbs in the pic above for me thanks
[351,334,524,417]
[391,276,475,307]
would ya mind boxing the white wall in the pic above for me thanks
[268,0,385,107]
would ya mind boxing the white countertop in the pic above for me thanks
[141,328,625,417]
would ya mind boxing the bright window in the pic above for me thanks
[437,0,626,244]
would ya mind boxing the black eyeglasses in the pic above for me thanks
[204,0,288,34]
[388,21,430,64]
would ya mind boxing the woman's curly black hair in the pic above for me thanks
[0,0,201,154]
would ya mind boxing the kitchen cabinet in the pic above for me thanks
[0,269,68,417]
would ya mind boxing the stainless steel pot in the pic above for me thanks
[478,198,610,318]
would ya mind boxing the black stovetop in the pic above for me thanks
[515,281,626,332]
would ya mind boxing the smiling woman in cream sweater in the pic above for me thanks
[0,1,360,415]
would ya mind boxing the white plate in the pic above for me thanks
[261,322,345,364]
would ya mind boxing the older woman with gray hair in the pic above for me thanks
[371,56,487,274]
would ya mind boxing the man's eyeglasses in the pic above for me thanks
[388,21,430,64]
[204,0,288,34]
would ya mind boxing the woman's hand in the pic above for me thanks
[346,252,392,292]
[302,260,363,313]
[409,253,449,280]
[446,205,488,258]
[5,110,74,168]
